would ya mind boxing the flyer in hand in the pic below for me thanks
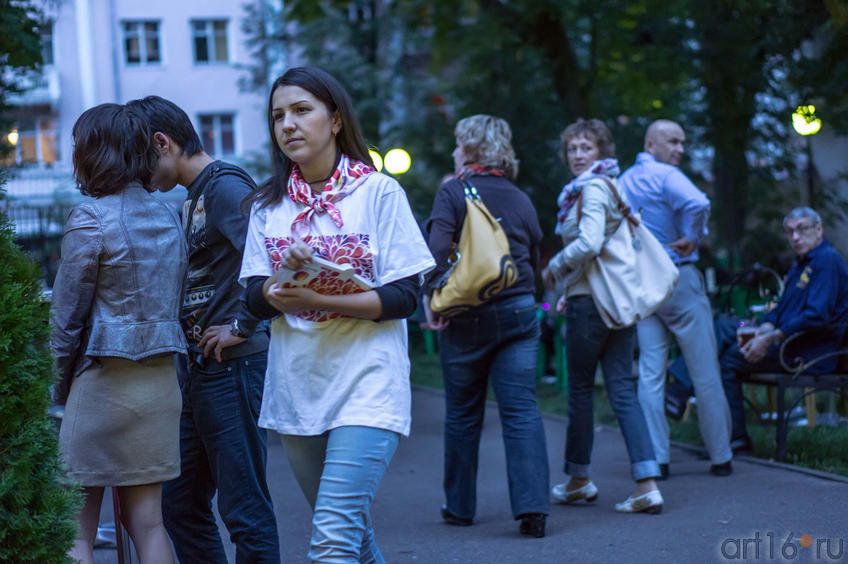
[275,255,374,295]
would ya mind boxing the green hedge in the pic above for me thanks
[0,181,79,562]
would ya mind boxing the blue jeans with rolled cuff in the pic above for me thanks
[564,295,660,482]
[439,293,550,521]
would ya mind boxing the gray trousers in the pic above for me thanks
[635,264,732,464]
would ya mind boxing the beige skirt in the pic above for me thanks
[59,355,181,486]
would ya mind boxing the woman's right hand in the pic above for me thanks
[422,296,449,330]
[541,267,557,291]
[283,239,314,271]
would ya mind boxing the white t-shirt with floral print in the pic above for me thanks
[239,172,434,437]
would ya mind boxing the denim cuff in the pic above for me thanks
[631,460,661,481]
[565,461,591,478]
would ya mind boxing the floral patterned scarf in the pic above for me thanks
[288,153,375,237]
[555,158,620,235]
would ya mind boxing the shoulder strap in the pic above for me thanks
[577,178,639,227]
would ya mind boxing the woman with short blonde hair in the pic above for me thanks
[424,114,549,538]
[454,114,519,180]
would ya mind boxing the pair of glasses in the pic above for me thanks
[783,224,816,237]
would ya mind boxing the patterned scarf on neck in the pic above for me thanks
[456,163,505,181]
[555,158,620,235]
[287,153,375,237]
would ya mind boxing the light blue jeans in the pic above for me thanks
[281,426,399,563]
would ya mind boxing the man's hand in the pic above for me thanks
[199,325,246,363]
[741,333,771,364]
[541,267,557,291]
[668,237,697,258]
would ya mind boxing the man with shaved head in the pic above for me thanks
[619,120,733,478]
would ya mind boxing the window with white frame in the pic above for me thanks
[192,20,228,64]
[2,116,59,167]
[122,21,161,65]
[198,114,235,157]
[39,22,54,66]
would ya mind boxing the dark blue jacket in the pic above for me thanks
[763,239,848,372]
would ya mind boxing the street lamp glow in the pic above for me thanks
[384,148,411,175]
[792,105,822,136]
[7,130,18,146]
[369,150,383,172]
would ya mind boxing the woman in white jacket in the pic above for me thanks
[542,119,663,514]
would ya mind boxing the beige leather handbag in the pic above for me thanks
[583,178,679,329]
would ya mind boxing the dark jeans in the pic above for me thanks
[163,351,280,564]
[439,293,550,520]
[564,296,659,481]
[669,316,783,442]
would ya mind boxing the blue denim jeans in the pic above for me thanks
[439,293,550,520]
[163,352,279,564]
[281,426,398,564]
[564,296,660,481]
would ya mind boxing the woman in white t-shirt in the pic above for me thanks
[239,66,434,563]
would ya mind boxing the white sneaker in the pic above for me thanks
[614,489,663,514]
[551,481,598,504]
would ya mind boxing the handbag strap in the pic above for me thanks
[576,178,640,228]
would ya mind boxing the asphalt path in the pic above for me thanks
[96,386,848,563]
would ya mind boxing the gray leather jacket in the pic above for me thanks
[51,183,188,403]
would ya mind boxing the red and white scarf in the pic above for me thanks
[287,153,375,236]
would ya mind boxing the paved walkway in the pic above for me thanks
[97,387,847,563]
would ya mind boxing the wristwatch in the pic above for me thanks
[229,318,249,339]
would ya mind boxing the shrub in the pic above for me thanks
[0,177,79,562]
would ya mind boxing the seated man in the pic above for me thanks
[669,207,848,451]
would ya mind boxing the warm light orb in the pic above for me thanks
[369,150,383,172]
[384,148,411,175]
[792,105,822,136]
[7,130,19,146]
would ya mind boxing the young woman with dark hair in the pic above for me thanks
[52,103,187,563]
[240,66,434,562]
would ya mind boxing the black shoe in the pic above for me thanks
[441,505,472,526]
[518,513,546,538]
[658,463,669,481]
[730,436,754,454]
[709,461,733,476]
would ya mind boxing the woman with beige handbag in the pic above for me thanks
[423,115,550,538]
[541,118,664,514]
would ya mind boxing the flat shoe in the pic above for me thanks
[615,490,663,514]
[551,481,598,504]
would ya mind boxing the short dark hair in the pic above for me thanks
[125,95,204,156]
[558,118,617,163]
[247,66,374,210]
[72,103,159,198]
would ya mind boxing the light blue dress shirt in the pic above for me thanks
[619,152,710,264]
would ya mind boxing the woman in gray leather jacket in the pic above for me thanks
[52,103,187,564]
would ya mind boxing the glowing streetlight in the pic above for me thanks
[7,130,19,146]
[792,105,822,136]
[384,148,411,175]
[369,149,383,172]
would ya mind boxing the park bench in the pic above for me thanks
[737,328,848,462]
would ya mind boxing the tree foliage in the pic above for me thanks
[0,175,79,562]
[0,0,44,159]
[247,0,848,263]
